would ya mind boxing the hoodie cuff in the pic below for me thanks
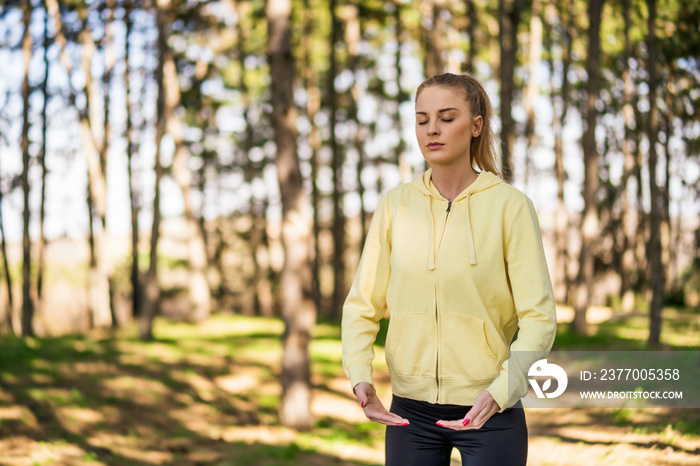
[346,362,374,392]
[486,376,510,413]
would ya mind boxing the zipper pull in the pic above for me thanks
[446,201,452,213]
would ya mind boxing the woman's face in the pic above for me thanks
[415,86,482,168]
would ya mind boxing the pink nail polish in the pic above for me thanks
[462,419,470,426]
[361,401,365,408]
[436,422,444,427]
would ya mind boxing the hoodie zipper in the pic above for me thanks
[434,200,452,402]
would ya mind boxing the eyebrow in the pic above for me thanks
[415,108,459,115]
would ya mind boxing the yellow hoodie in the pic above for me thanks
[341,169,557,412]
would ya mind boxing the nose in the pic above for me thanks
[427,120,439,136]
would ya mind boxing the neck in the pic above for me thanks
[430,164,479,201]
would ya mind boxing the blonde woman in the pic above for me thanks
[342,73,557,465]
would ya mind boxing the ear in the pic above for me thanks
[472,115,483,137]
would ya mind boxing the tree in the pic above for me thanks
[423,0,446,78]
[37,0,50,303]
[139,0,167,341]
[545,0,573,305]
[571,0,604,335]
[0,146,14,334]
[646,0,664,347]
[266,0,316,429]
[329,0,346,320]
[20,0,34,337]
[124,0,141,318]
[523,0,542,187]
[161,3,212,323]
[47,0,113,328]
[499,0,523,181]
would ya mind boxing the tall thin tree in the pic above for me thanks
[646,0,665,347]
[160,1,212,323]
[20,0,34,337]
[619,0,637,311]
[47,0,113,327]
[572,0,604,334]
[523,0,542,188]
[124,0,141,318]
[463,0,477,72]
[267,0,316,429]
[498,0,523,181]
[545,0,572,304]
[0,148,14,334]
[329,0,346,321]
[37,0,50,302]
[139,0,167,340]
[302,0,323,315]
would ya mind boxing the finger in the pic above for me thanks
[461,406,477,427]
[435,419,465,430]
[368,410,409,426]
[355,384,376,408]
[463,405,497,430]
[357,392,370,408]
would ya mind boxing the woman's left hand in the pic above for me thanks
[435,390,501,430]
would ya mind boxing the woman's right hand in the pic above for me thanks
[353,382,410,426]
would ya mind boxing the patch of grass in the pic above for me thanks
[611,407,635,426]
[630,415,700,438]
[307,418,384,447]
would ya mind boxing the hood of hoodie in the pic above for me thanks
[410,168,505,269]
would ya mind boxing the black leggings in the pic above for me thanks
[385,395,528,466]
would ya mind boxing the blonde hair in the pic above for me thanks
[415,73,503,178]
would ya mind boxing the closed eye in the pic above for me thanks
[417,118,454,125]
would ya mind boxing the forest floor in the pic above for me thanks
[0,310,699,466]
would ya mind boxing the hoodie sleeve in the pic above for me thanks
[486,196,557,412]
[341,193,392,391]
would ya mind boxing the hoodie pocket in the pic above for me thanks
[385,313,436,377]
[441,314,500,382]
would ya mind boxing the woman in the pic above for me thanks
[341,73,557,465]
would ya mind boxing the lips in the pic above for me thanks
[427,142,444,149]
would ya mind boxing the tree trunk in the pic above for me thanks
[139,0,167,341]
[463,0,477,72]
[47,0,113,328]
[394,3,411,183]
[329,0,346,321]
[523,0,542,188]
[102,0,118,328]
[37,0,50,303]
[267,0,316,430]
[344,4,367,245]
[124,0,141,319]
[572,0,604,334]
[424,0,445,78]
[633,69,647,295]
[545,0,572,305]
[160,2,211,323]
[303,0,323,315]
[0,153,14,334]
[498,0,522,182]
[87,191,97,329]
[619,0,636,312]
[21,0,34,337]
[662,85,674,292]
[646,0,664,347]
